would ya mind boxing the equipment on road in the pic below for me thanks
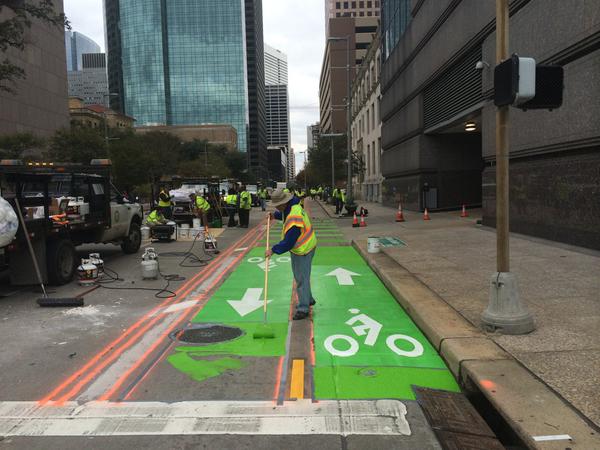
[360,213,367,227]
[461,204,469,218]
[352,212,359,228]
[253,215,275,339]
[423,208,431,221]
[141,248,159,280]
[77,259,99,286]
[367,237,381,254]
[12,198,83,307]
[395,203,405,222]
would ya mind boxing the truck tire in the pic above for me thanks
[46,239,76,285]
[121,222,141,254]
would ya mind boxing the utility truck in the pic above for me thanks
[0,159,143,285]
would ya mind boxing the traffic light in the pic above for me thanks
[519,65,564,110]
[494,53,564,110]
[494,54,536,107]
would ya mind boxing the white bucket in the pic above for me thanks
[167,221,177,240]
[141,226,150,240]
[178,227,189,238]
[367,237,380,254]
[192,218,201,229]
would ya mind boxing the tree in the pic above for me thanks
[0,0,69,93]
[302,135,347,186]
[47,126,106,163]
[0,132,44,159]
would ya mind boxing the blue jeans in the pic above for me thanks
[291,249,316,313]
[260,198,266,211]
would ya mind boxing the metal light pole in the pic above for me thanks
[103,92,119,151]
[321,132,345,192]
[481,0,534,334]
[328,35,353,203]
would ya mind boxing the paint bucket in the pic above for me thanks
[178,226,189,239]
[367,237,380,254]
[192,218,201,229]
[141,225,150,240]
[166,221,177,240]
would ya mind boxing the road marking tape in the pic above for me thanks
[533,434,572,442]
[163,300,199,313]
[0,400,410,436]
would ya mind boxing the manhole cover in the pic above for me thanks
[170,324,244,344]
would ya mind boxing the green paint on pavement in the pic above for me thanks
[378,236,407,248]
[314,366,459,400]
[167,352,246,383]
[311,246,460,399]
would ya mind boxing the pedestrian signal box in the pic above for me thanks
[494,54,536,107]
[494,53,564,110]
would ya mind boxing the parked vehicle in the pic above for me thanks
[0,159,143,285]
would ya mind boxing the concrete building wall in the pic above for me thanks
[0,1,69,137]
[381,0,600,250]
[135,124,238,150]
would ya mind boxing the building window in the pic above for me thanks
[343,1,348,8]
[367,143,371,175]
[366,110,370,133]
[371,103,375,130]
[367,1,372,7]
[359,1,364,7]
[352,1,356,7]
[367,11,372,16]
[359,11,364,16]
[375,1,379,6]
[336,12,341,17]
[336,1,341,8]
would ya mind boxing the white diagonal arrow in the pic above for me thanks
[326,268,361,286]
[227,288,271,317]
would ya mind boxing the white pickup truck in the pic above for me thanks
[0,159,143,285]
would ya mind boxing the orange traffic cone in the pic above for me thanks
[360,213,367,227]
[395,203,405,222]
[423,208,431,221]
[460,204,468,218]
[352,212,359,228]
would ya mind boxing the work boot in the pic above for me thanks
[293,311,309,320]
[310,299,316,306]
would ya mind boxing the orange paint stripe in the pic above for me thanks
[39,226,262,405]
[273,356,285,403]
[98,229,264,401]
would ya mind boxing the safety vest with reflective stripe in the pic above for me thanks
[258,189,267,199]
[282,204,317,256]
[226,194,238,206]
[195,196,211,211]
[158,190,171,207]
[146,210,164,225]
[240,191,252,210]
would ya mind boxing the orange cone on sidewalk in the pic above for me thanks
[461,204,468,218]
[352,212,359,228]
[395,203,405,222]
[423,208,431,221]
[360,212,367,227]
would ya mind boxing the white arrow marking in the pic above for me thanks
[227,288,271,317]
[326,268,361,286]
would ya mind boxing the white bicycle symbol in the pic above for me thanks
[247,256,290,271]
[323,309,424,358]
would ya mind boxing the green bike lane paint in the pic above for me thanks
[311,246,460,400]
[167,247,294,385]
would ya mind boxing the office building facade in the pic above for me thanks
[319,16,379,133]
[65,31,101,72]
[67,53,109,106]
[380,0,600,250]
[325,0,380,34]
[351,32,382,202]
[0,1,69,136]
[307,123,320,149]
[264,44,288,85]
[105,0,267,177]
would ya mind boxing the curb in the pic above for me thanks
[353,239,600,450]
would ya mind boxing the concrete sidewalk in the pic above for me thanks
[315,199,600,449]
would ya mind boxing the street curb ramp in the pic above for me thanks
[352,239,600,450]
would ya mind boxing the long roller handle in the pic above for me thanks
[263,214,271,317]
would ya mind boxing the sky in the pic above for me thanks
[63,0,325,173]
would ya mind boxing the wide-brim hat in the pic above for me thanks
[270,188,293,207]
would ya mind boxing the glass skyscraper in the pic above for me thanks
[65,31,101,72]
[105,0,267,161]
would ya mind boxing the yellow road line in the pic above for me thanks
[289,359,305,399]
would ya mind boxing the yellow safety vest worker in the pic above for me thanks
[195,196,211,211]
[340,190,346,202]
[333,188,339,198]
[226,194,238,206]
[158,190,171,207]
[240,191,252,210]
[283,188,290,193]
[282,204,317,256]
[259,188,267,199]
[146,210,164,225]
